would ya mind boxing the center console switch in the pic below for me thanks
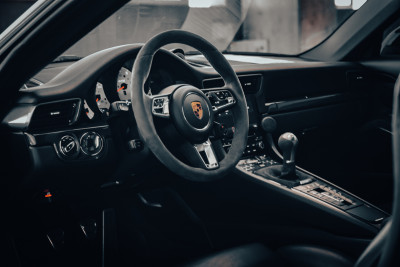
[293,180,360,210]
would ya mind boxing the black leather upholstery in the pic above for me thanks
[277,245,353,267]
[183,243,279,267]
[183,243,353,267]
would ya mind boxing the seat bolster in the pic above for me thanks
[183,243,280,267]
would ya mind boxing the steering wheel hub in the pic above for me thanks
[183,94,209,128]
[170,86,214,143]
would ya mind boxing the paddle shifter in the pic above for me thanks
[278,132,298,179]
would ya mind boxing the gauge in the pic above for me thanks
[95,82,110,113]
[83,100,94,120]
[116,67,132,101]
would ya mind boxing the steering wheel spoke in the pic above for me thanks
[193,139,219,170]
[151,95,170,118]
[204,87,237,114]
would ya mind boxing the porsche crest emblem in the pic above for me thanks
[191,101,203,120]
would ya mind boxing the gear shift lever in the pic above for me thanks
[278,132,298,178]
[253,131,307,186]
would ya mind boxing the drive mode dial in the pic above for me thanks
[58,135,79,158]
[80,132,104,156]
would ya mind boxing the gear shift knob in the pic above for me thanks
[278,132,298,178]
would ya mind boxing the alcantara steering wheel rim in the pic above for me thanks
[130,30,249,182]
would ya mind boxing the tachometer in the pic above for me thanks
[95,82,110,114]
[117,67,132,101]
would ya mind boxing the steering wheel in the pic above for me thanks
[130,30,249,182]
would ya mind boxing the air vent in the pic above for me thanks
[203,74,262,93]
[29,99,80,130]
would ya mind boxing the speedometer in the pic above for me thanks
[117,67,132,101]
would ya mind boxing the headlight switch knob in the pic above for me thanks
[80,132,104,156]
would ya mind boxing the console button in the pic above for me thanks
[256,141,265,150]
[127,139,143,152]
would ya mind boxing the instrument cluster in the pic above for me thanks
[82,58,177,121]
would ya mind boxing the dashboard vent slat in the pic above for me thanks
[29,99,80,130]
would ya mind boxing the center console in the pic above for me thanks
[230,118,388,227]
[237,156,361,210]
[235,128,388,225]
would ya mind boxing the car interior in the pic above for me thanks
[1,0,400,266]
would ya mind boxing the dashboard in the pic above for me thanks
[3,43,385,192]
[2,42,394,238]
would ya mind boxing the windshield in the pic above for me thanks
[1,0,368,57]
